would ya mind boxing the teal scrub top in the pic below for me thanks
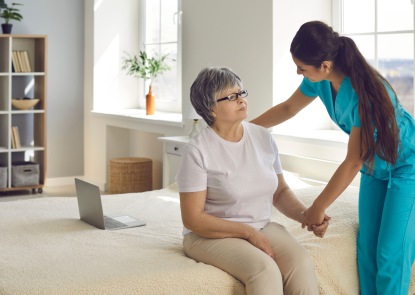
[299,76,415,175]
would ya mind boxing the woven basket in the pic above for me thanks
[109,157,152,194]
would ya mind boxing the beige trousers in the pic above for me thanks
[183,222,320,295]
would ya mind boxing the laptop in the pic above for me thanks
[74,178,146,230]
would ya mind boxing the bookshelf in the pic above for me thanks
[0,34,47,194]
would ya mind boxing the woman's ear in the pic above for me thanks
[321,61,332,72]
[211,107,217,119]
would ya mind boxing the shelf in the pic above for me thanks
[12,72,45,76]
[11,110,45,114]
[11,145,44,152]
[0,35,47,191]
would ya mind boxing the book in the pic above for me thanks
[15,51,21,72]
[23,51,32,72]
[18,51,26,72]
[11,127,16,149]
[13,126,21,149]
[15,51,22,72]
[12,51,21,73]
[11,51,17,72]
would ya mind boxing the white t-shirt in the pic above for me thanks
[175,121,283,236]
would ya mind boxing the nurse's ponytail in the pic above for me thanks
[291,21,400,172]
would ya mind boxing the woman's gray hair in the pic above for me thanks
[190,67,243,126]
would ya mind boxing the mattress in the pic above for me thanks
[0,175,413,294]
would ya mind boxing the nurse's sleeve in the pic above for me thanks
[175,144,207,193]
[270,134,283,175]
[299,77,318,97]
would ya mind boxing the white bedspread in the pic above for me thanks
[0,183,414,295]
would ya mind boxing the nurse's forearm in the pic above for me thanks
[313,160,361,211]
[250,102,294,129]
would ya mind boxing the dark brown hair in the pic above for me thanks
[290,21,401,172]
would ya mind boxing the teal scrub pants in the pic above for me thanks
[357,166,415,294]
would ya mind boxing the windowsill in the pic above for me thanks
[91,109,184,127]
[271,129,349,148]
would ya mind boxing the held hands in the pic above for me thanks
[301,204,331,238]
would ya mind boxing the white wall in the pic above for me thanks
[273,0,333,132]
[84,0,336,190]
[129,129,164,190]
[93,0,140,111]
[84,0,276,189]
[181,0,274,122]
[11,0,84,179]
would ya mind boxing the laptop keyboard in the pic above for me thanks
[104,216,128,230]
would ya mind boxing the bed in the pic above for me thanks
[0,171,414,295]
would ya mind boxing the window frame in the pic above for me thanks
[138,0,182,113]
[332,0,415,117]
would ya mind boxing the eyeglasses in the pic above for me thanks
[217,89,248,102]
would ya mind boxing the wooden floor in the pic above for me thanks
[0,185,107,202]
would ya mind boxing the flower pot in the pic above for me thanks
[146,85,155,115]
[1,24,12,34]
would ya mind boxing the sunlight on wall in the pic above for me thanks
[93,34,120,111]
[273,49,332,132]
[94,0,104,12]
[274,48,303,104]
[25,141,35,162]
[24,78,34,96]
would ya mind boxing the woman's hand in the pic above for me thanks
[301,203,326,229]
[246,229,274,259]
[309,215,330,238]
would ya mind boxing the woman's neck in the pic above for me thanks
[210,121,244,143]
[326,69,346,88]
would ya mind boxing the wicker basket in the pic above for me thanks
[109,157,152,194]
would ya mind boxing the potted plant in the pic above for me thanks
[0,1,23,34]
[122,50,174,115]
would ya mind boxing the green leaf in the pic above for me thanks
[121,50,175,81]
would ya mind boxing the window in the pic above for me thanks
[141,0,182,113]
[334,0,414,116]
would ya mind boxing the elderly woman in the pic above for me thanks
[176,67,329,295]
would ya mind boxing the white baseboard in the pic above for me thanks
[46,176,83,188]
[46,176,106,191]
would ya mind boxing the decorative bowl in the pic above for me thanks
[11,99,40,110]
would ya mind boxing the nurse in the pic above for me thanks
[251,21,415,295]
